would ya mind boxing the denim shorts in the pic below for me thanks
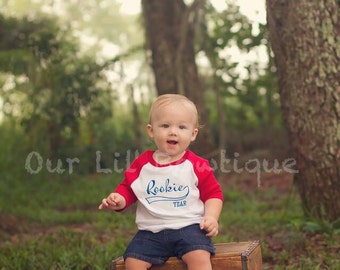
[123,224,215,265]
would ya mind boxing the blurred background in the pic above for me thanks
[0,0,288,177]
[1,0,339,269]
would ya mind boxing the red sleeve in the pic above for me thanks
[114,151,151,210]
[188,151,224,203]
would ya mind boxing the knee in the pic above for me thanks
[182,250,212,270]
[125,257,152,270]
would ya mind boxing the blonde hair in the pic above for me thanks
[148,94,199,128]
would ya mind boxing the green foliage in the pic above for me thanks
[58,0,142,46]
[291,217,340,236]
[0,13,61,72]
[0,3,149,167]
[0,13,114,159]
[0,230,125,270]
[204,3,281,127]
[0,0,286,164]
[0,173,132,269]
[0,119,27,179]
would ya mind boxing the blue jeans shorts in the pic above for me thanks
[123,224,215,265]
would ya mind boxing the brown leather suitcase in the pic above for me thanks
[111,240,262,270]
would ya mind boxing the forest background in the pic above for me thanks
[0,0,339,269]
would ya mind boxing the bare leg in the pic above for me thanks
[181,250,212,270]
[124,257,152,270]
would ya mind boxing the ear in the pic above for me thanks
[191,128,198,142]
[147,124,154,138]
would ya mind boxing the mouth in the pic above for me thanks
[167,140,178,145]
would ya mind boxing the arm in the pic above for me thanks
[200,198,223,237]
[98,154,143,212]
[194,157,223,237]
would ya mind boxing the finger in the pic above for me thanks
[206,227,218,237]
[100,198,110,209]
[202,222,214,232]
[200,219,205,230]
[107,198,117,207]
[108,194,119,204]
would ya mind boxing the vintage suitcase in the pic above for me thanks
[111,240,262,270]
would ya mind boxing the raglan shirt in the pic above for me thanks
[115,150,223,233]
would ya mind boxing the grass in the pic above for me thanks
[0,171,339,269]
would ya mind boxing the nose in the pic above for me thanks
[169,126,178,135]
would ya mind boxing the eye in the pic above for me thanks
[161,124,169,128]
[179,125,187,129]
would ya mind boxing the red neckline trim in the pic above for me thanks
[148,150,189,167]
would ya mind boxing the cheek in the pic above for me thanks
[152,130,164,139]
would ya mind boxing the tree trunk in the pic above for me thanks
[129,84,145,152]
[141,0,215,157]
[266,0,340,221]
[47,121,62,158]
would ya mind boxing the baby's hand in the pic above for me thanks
[98,193,126,211]
[200,216,219,237]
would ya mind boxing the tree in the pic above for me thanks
[200,2,281,154]
[266,0,340,222]
[141,0,215,156]
[0,14,112,158]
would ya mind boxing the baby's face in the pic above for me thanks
[147,103,198,162]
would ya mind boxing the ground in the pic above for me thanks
[1,170,339,269]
